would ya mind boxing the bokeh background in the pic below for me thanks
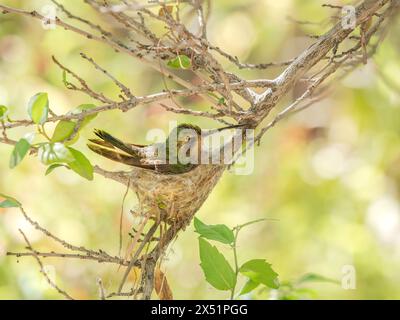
[1,0,400,299]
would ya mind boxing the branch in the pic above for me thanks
[7,250,129,266]
[247,0,392,124]
[18,229,74,300]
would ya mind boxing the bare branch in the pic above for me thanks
[18,229,74,300]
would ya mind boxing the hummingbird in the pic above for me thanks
[88,123,204,174]
[87,123,245,224]
[88,123,246,294]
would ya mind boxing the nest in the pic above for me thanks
[96,164,225,225]
[95,164,226,297]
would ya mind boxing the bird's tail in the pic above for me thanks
[94,129,140,157]
[87,142,153,169]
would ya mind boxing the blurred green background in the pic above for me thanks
[1,0,400,299]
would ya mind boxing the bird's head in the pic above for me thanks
[168,123,248,163]
[171,123,202,149]
[175,123,202,135]
[172,123,248,149]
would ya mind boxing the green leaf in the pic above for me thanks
[52,104,98,145]
[239,279,260,296]
[38,143,74,165]
[67,147,94,180]
[28,93,49,124]
[194,217,234,244]
[0,193,21,208]
[239,259,279,289]
[74,104,97,119]
[51,120,76,142]
[0,105,8,120]
[297,273,340,285]
[292,287,318,299]
[45,163,70,176]
[9,135,34,169]
[69,104,98,129]
[198,238,236,291]
[167,55,191,69]
[65,133,80,146]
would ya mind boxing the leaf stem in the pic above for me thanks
[230,227,240,300]
[39,125,51,141]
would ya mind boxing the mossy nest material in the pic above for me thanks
[95,164,225,225]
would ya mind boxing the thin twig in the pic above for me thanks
[18,229,74,300]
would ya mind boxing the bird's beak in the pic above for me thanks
[202,124,247,137]
[216,124,247,131]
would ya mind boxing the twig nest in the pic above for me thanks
[131,164,225,224]
[94,164,225,224]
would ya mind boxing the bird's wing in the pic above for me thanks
[128,142,147,148]
[87,143,156,169]
[88,138,148,152]
[88,138,114,149]
[88,143,199,174]
[89,130,198,174]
